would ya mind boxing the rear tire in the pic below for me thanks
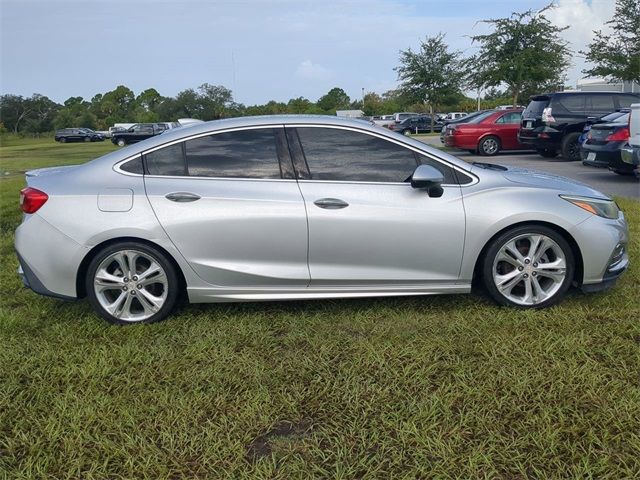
[402,129,412,136]
[59,137,67,143]
[116,138,126,147]
[481,225,574,308]
[537,148,558,158]
[85,242,180,325]
[561,133,581,161]
[479,136,501,156]
[84,137,91,142]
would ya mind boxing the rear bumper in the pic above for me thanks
[581,143,631,171]
[518,128,562,150]
[16,252,76,300]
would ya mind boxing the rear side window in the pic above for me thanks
[185,128,282,179]
[296,127,417,182]
[495,112,522,124]
[586,95,615,114]
[617,94,640,108]
[120,157,144,174]
[146,143,187,176]
[556,95,585,114]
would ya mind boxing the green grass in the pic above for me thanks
[1,137,639,479]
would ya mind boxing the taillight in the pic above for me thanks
[542,107,555,123]
[20,187,48,214]
[606,127,630,142]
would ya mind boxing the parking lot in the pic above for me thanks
[417,135,639,199]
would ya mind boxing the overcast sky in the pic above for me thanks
[0,0,615,105]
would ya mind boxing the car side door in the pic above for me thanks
[494,112,523,149]
[286,125,468,286]
[143,126,310,288]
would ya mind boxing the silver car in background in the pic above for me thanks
[16,115,629,324]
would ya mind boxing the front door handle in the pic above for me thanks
[314,198,349,209]
[165,192,201,203]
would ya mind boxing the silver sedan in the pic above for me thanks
[15,115,629,324]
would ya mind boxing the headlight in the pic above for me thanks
[560,195,620,219]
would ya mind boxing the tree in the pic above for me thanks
[395,33,463,129]
[317,88,350,113]
[581,0,640,83]
[466,5,570,106]
[197,83,238,119]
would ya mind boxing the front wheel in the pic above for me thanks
[86,242,180,324]
[478,136,500,156]
[59,137,67,143]
[84,136,91,142]
[482,225,574,308]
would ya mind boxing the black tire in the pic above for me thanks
[561,133,581,161]
[402,129,412,136]
[116,138,126,147]
[536,148,558,158]
[481,225,574,308]
[85,241,180,325]
[84,136,91,142]
[478,136,501,156]
[59,137,67,143]
[611,168,634,176]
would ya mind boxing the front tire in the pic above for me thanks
[561,133,581,161]
[59,137,67,143]
[478,136,501,156]
[481,225,574,308]
[86,242,180,325]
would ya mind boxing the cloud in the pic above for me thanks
[546,0,616,82]
[295,60,333,81]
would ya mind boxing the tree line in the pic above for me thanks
[1,0,636,135]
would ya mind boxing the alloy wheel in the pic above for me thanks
[492,233,567,306]
[93,249,169,322]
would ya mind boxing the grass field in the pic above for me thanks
[1,137,639,479]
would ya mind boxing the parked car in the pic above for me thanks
[389,115,444,135]
[443,112,467,120]
[111,123,167,146]
[581,112,633,175]
[518,91,640,161]
[54,128,104,143]
[621,103,640,177]
[440,110,494,143]
[393,112,419,123]
[443,109,526,155]
[372,115,396,128]
[578,109,631,145]
[16,115,628,324]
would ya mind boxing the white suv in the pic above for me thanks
[621,103,640,177]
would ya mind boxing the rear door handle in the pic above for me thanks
[314,198,349,209]
[165,192,201,203]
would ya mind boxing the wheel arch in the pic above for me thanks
[472,220,584,287]
[75,236,188,299]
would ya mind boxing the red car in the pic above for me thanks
[443,109,528,156]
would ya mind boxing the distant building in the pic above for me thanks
[576,78,639,93]
[336,109,365,118]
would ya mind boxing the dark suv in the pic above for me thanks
[518,91,640,160]
[54,128,104,143]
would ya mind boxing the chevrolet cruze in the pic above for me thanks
[16,116,629,324]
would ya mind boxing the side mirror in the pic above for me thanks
[411,164,444,197]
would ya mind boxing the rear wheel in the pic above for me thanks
[59,137,67,143]
[561,133,581,161]
[478,136,501,156]
[536,148,558,158]
[84,136,91,142]
[482,225,574,308]
[402,129,412,136]
[86,242,180,325]
[116,138,126,147]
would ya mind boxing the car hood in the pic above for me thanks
[471,163,610,200]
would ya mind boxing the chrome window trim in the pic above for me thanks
[113,122,479,186]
